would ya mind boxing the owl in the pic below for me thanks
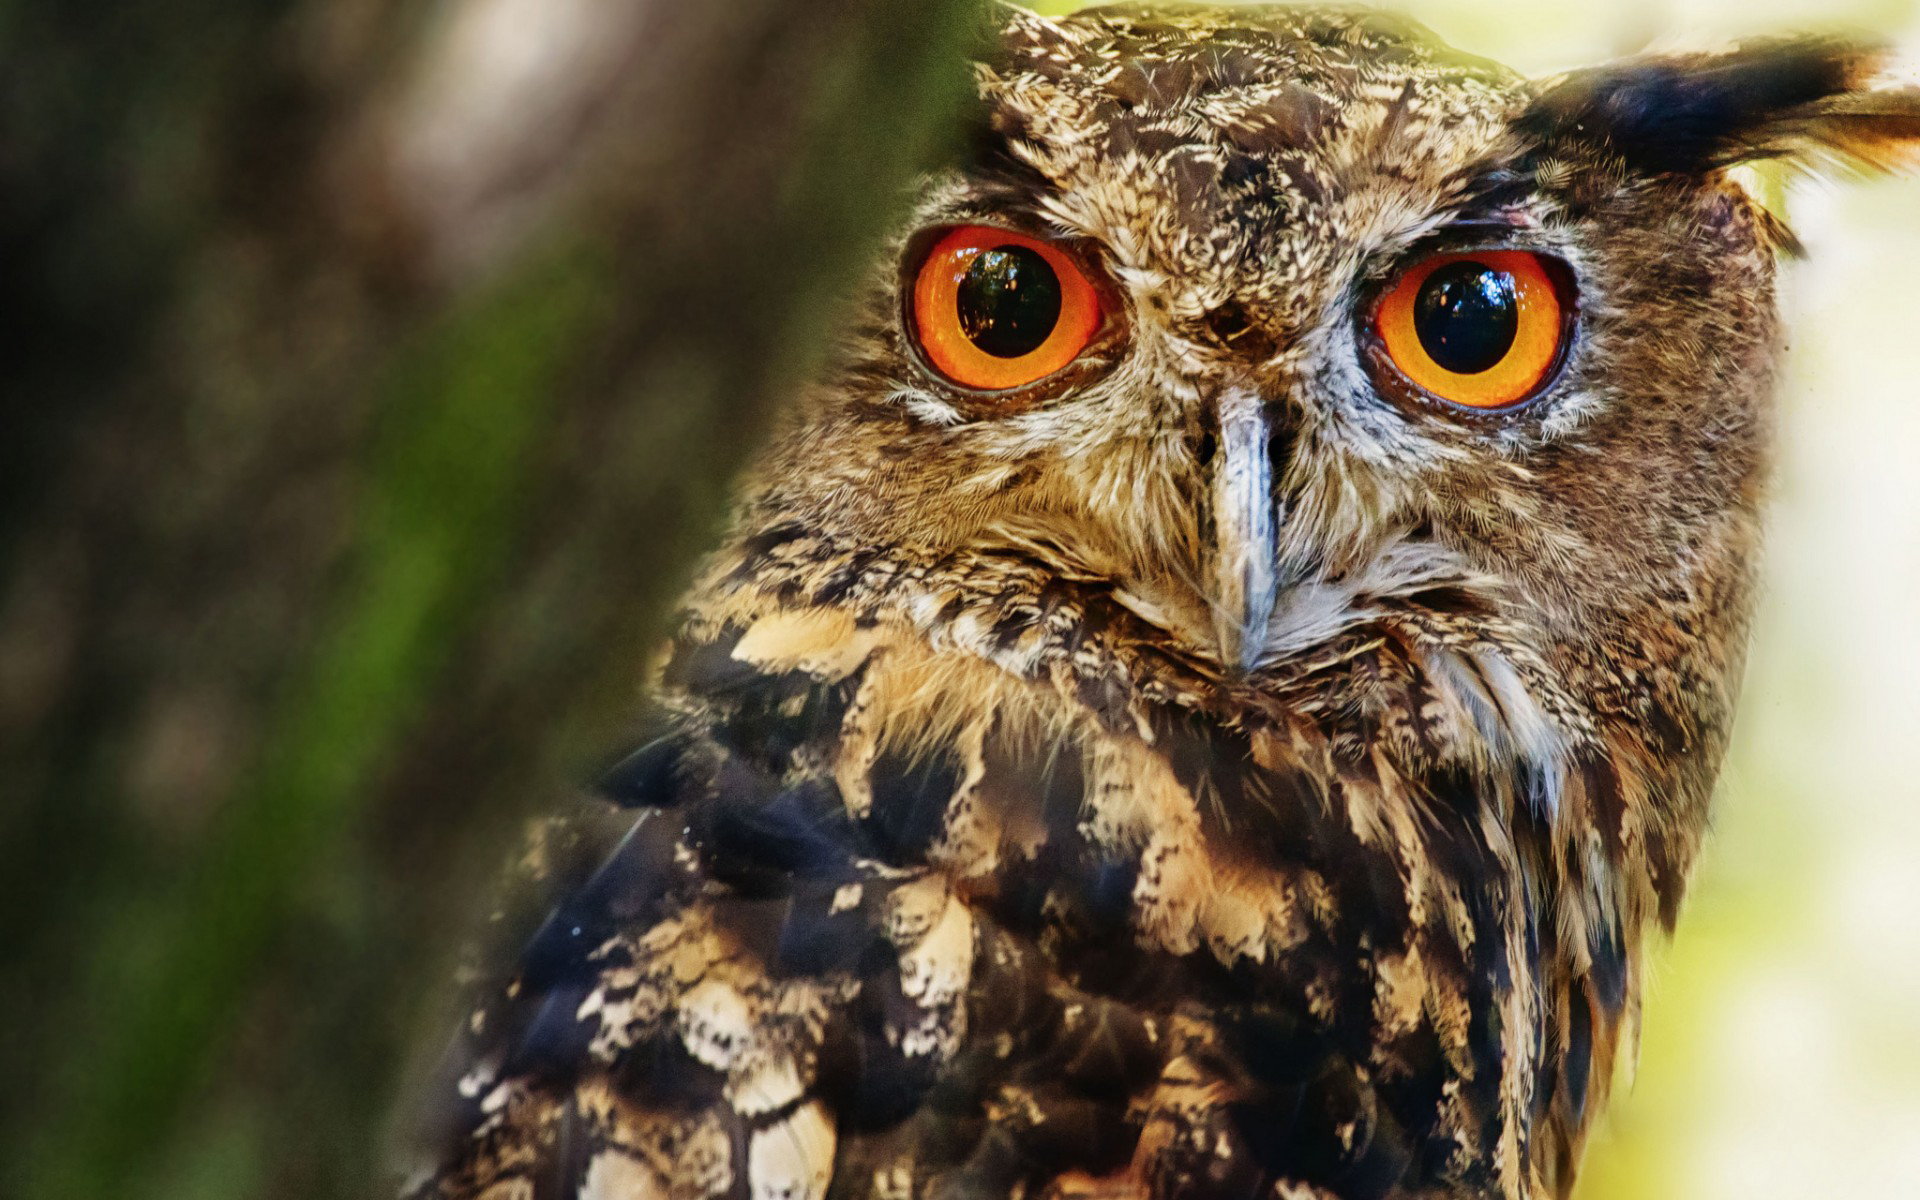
[399,6,1920,1200]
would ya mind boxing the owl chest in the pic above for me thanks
[665,613,1548,1192]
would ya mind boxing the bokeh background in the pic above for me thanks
[1,2,1915,1198]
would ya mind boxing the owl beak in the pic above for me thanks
[1209,384,1281,675]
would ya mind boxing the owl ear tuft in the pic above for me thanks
[1518,38,1920,178]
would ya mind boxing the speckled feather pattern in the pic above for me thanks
[400,7,1920,1200]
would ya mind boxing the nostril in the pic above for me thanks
[1192,430,1218,466]
[1266,425,1295,475]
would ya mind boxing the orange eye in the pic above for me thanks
[910,226,1103,392]
[1374,250,1569,411]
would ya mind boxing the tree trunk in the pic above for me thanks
[0,2,981,1196]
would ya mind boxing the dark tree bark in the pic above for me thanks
[0,2,982,1196]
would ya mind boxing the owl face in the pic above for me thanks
[745,5,1811,736]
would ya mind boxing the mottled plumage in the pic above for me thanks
[400,7,1920,1200]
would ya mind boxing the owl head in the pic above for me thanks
[725,4,1919,864]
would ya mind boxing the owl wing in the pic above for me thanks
[399,667,1045,1195]
[400,711,1165,1200]
[401,711,861,1200]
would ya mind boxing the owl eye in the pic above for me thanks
[1373,250,1571,411]
[910,225,1103,392]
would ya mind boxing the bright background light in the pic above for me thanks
[1034,3,1920,1196]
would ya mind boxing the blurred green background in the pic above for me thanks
[1034,1,1920,1196]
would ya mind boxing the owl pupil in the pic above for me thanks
[956,246,1063,359]
[1413,261,1518,375]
